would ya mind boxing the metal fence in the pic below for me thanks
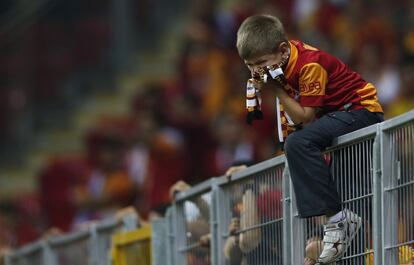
[165,109,414,265]
[4,110,414,265]
[215,156,286,265]
[171,179,214,265]
[291,124,379,265]
[4,216,137,265]
[381,113,414,265]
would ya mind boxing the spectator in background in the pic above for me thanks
[224,179,283,265]
[73,132,137,225]
[127,87,189,217]
[169,181,211,265]
[0,198,41,247]
[356,45,401,112]
[385,64,414,119]
[204,113,258,177]
[39,157,88,232]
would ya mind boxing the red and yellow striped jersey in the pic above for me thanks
[284,40,383,116]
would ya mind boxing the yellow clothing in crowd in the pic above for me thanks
[365,245,414,265]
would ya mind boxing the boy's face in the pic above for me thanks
[244,42,290,77]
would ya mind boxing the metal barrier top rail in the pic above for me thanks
[381,109,414,131]
[5,215,132,264]
[175,178,215,202]
[217,154,286,185]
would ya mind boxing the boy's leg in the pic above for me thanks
[284,109,382,263]
[284,109,383,218]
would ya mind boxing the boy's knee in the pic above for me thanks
[284,132,307,155]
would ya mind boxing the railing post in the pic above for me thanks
[121,214,138,231]
[215,179,232,265]
[165,208,175,265]
[372,124,383,265]
[41,240,56,265]
[151,218,167,265]
[380,122,401,265]
[172,203,187,265]
[210,178,219,265]
[282,166,292,265]
[290,178,305,264]
[89,224,100,265]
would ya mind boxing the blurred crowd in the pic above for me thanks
[1,0,414,259]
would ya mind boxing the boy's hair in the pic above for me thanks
[237,15,287,60]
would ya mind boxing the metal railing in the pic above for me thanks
[4,215,138,265]
[171,178,214,265]
[4,110,414,265]
[381,112,414,265]
[165,109,414,265]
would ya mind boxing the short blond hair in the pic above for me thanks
[236,15,287,60]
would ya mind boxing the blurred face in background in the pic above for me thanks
[216,114,243,148]
[134,110,160,145]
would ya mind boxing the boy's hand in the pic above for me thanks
[267,65,287,88]
[251,65,287,90]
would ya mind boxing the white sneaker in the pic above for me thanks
[317,210,362,264]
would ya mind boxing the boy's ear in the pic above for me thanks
[279,41,290,56]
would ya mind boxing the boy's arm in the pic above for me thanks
[252,78,315,124]
[274,85,316,125]
[265,62,328,124]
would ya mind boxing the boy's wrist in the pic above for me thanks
[274,85,287,96]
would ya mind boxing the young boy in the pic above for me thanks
[234,15,384,264]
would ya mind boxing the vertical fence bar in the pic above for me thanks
[152,218,167,265]
[282,166,292,265]
[215,178,232,265]
[42,240,57,265]
[165,208,175,265]
[172,203,187,265]
[290,179,305,265]
[382,122,400,265]
[210,179,219,265]
[372,124,383,264]
[89,224,99,265]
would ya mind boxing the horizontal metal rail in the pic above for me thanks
[384,180,414,192]
[384,240,414,250]
[222,217,283,238]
